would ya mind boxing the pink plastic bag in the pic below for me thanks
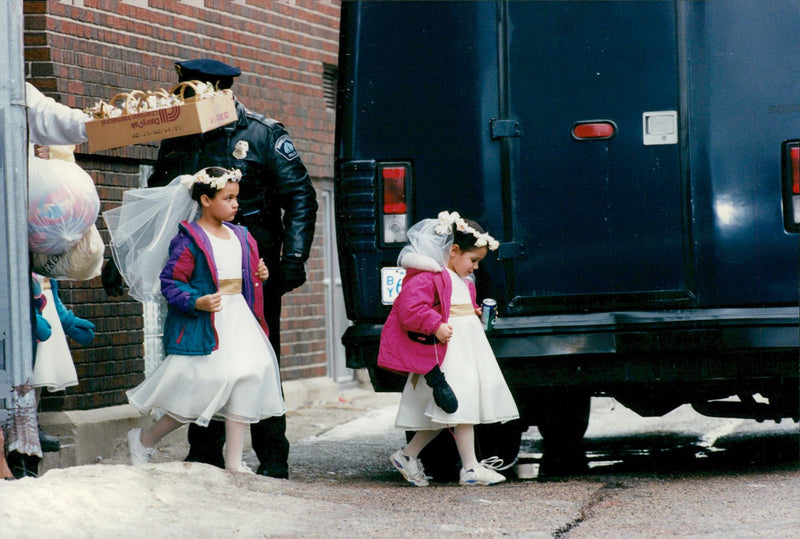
[28,155,100,255]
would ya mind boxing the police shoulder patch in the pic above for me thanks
[274,134,299,161]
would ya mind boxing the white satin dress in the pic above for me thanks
[32,278,79,392]
[395,269,519,429]
[127,231,286,426]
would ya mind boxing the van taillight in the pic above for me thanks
[383,166,407,213]
[782,142,800,232]
[572,121,617,140]
[380,163,410,243]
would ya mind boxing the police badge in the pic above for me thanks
[233,140,249,159]
[275,134,299,160]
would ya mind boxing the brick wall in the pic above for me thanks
[24,0,341,411]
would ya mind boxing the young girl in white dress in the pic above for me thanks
[122,167,285,473]
[378,211,519,486]
[31,274,95,451]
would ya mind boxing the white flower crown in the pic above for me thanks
[180,167,243,191]
[434,211,500,251]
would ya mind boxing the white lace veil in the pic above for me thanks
[103,176,198,303]
[397,216,454,268]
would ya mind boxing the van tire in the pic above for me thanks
[535,391,591,443]
[534,391,591,477]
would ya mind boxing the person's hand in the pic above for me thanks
[33,144,50,159]
[434,323,453,343]
[62,316,95,346]
[101,259,125,297]
[279,258,306,294]
[256,258,269,281]
[195,292,222,312]
[34,313,52,342]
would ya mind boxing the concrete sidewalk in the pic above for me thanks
[38,375,400,473]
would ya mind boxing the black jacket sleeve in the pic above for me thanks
[252,117,318,262]
[272,126,317,262]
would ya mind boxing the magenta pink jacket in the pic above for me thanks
[377,263,478,375]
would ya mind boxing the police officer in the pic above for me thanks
[143,58,317,478]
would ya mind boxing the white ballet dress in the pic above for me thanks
[127,230,286,426]
[395,269,519,429]
[32,278,79,392]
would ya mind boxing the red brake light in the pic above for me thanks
[783,142,800,232]
[572,121,616,140]
[382,166,407,214]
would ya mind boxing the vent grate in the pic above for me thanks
[336,161,377,249]
[322,63,338,110]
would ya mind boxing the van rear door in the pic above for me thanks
[503,1,689,314]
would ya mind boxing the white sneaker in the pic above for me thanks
[459,464,507,486]
[389,449,429,487]
[127,428,155,465]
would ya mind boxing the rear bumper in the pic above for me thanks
[488,307,799,358]
[344,307,799,389]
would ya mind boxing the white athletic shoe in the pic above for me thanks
[459,464,507,486]
[390,448,429,487]
[237,462,255,474]
[127,428,156,465]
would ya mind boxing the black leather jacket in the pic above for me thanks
[148,100,317,263]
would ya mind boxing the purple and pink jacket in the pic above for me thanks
[159,220,268,356]
[377,256,478,375]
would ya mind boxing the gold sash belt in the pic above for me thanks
[449,303,476,317]
[218,278,242,295]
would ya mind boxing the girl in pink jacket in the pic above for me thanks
[379,211,519,487]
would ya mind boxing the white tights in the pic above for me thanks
[403,424,479,471]
[139,415,247,471]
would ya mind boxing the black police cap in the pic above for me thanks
[174,59,242,82]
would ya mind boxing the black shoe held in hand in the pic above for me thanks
[101,258,126,297]
[424,364,459,413]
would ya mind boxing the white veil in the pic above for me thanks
[397,214,455,269]
[103,176,198,303]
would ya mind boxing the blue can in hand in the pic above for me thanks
[481,298,497,331]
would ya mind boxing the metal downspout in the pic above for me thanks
[0,0,34,424]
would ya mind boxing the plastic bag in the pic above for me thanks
[28,154,100,254]
[31,225,104,280]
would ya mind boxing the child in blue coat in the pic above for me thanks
[124,167,285,472]
[32,274,95,452]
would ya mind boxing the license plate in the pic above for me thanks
[381,267,406,304]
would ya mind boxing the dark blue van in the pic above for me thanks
[334,0,800,472]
